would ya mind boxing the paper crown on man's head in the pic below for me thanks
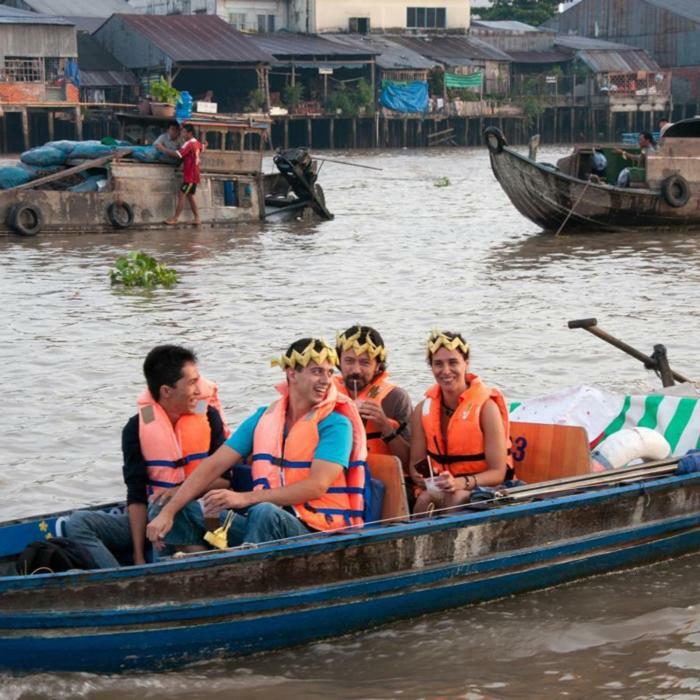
[426,330,470,360]
[336,327,387,363]
[271,338,338,370]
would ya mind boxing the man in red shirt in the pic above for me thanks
[164,124,203,226]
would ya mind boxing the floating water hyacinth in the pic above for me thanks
[109,251,178,288]
[434,176,450,187]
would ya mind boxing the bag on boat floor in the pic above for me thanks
[15,537,98,575]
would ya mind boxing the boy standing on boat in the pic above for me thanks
[163,124,203,226]
[147,338,368,548]
[334,325,412,472]
[65,345,230,567]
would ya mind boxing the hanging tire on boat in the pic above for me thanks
[484,127,506,155]
[107,201,134,229]
[661,175,690,208]
[313,183,326,208]
[7,203,43,236]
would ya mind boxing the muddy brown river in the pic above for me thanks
[2,146,700,698]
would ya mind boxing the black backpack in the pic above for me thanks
[15,537,99,575]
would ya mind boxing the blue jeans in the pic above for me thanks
[65,501,207,569]
[223,503,311,546]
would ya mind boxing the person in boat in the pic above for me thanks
[147,338,368,549]
[161,124,204,226]
[615,132,657,187]
[409,331,512,516]
[64,345,231,568]
[152,119,182,157]
[334,325,412,473]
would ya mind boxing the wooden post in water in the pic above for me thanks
[374,112,379,148]
[329,118,334,149]
[20,108,29,150]
[306,118,312,148]
[74,105,83,141]
[352,118,357,149]
[47,110,54,142]
[283,118,289,149]
[417,117,422,147]
[463,117,468,146]
[402,117,407,147]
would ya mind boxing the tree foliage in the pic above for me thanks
[478,0,559,27]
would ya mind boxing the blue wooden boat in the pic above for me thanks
[1,460,698,674]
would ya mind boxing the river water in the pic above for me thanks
[2,146,700,698]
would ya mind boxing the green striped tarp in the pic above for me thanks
[445,71,483,89]
[509,386,700,456]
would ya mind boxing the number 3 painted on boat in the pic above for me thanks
[512,436,527,462]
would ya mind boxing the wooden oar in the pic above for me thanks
[568,317,692,386]
[3,149,133,193]
[311,156,383,172]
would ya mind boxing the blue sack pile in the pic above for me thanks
[676,450,700,475]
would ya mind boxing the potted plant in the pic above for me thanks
[149,76,180,118]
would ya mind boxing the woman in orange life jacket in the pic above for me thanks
[409,331,511,516]
[147,338,368,549]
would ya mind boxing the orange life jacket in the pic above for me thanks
[420,374,513,477]
[251,381,368,531]
[138,377,228,496]
[335,372,399,456]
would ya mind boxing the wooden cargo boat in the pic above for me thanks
[485,117,700,233]
[0,114,332,236]
[1,416,698,674]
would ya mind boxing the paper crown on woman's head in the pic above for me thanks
[335,327,387,362]
[271,338,338,370]
[426,330,470,360]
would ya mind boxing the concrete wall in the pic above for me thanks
[289,0,470,34]
[0,24,76,59]
[216,0,287,31]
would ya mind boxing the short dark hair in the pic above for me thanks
[183,124,195,135]
[284,338,329,372]
[427,331,470,365]
[641,131,656,146]
[143,345,197,399]
[337,324,387,373]
[166,120,180,129]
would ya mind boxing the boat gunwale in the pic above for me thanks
[1,471,697,593]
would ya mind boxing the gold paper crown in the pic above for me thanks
[271,338,338,370]
[426,330,470,360]
[336,328,387,363]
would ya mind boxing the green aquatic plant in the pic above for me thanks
[109,251,178,289]
[434,177,451,188]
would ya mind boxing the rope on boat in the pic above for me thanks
[555,177,593,237]
[173,457,681,559]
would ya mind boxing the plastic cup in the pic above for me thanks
[424,475,443,495]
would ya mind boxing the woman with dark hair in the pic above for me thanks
[409,331,512,516]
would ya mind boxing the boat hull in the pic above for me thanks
[1,473,699,673]
[486,131,700,233]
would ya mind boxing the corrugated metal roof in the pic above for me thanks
[80,69,139,86]
[0,4,73,25]
[78,31,125,71]
[644,0,700,24]
[324,34,435,70]
[249,33,376,60]
[555,35,640,51]
[19,0,136,17]
[507,50,573,64]
[577,49,661,72]
[390,35,512,65]
[472,20,545,32]
[117,14,275,64]
[70,16,109,32]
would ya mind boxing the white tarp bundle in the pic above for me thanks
[510,385,700,457]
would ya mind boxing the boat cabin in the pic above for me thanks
[115,113,270,175]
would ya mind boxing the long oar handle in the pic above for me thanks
[567,318,692,384]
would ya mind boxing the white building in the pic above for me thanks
[129,0,471,34]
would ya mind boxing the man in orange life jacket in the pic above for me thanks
[65,345,230,568]
[147,338,368,548]
[334,325,412,473]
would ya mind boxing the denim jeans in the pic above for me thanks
[65,501,207,569]
[223,503,311,546]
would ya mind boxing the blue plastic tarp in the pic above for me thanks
[380,81,428,114]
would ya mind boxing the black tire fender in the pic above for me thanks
[313,183,326,208]
[7,203,43,236]
[107,201,134,229]
[661,174,690,208]
[484,126,506,154]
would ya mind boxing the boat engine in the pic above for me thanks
[273,148,317,201]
